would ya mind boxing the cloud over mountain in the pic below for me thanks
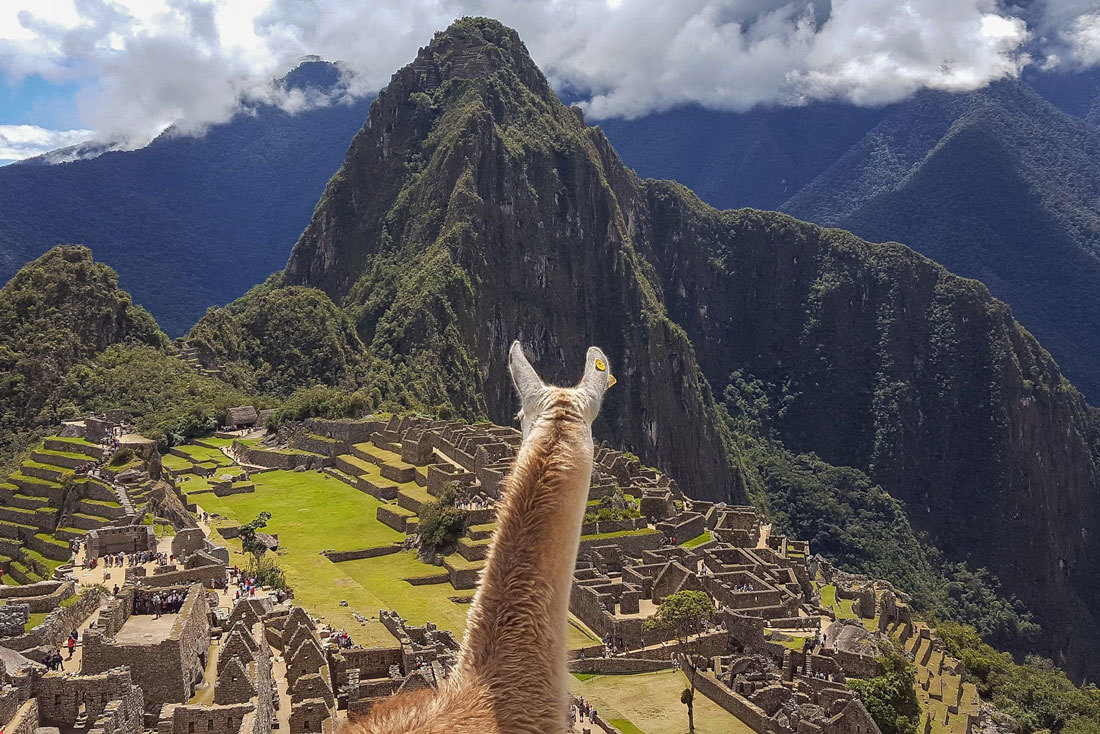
[0,0,1096,154]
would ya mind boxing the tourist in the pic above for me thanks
[66,636,75,659]
[152,592,162,619]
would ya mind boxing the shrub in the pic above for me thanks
[417,485,467,554]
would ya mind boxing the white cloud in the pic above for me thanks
[1064,12,1100,66]
[0,123,92,160]
[0,0,1095,156]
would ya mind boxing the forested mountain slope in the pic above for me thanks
[781,83,1100,400]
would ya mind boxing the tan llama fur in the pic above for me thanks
[341,340,614,734]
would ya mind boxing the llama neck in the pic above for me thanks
[456,417,592,700]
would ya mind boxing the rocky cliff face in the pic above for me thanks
[278,18,1100,676]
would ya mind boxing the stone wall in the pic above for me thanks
[232,444,330,471]
[305,418,382,445]
[692,669,772,733]
[86,526,155,558]
[2,587,103,652]
[82,585,211,713]
[567,657,674,674]
[157,703,253,734]
[0,603,29,637]
[578,531,663,556]
[0,580,75,614]
[136,561,225,589]
[321,545,403,563]
[331,647,403,682]
[4,698,38,734]
[34,667,143,734]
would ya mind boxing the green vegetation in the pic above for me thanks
[847,641,922,734]
[267,384,376,428]
[237,511,286,589]
[584,488,642,524]
[0,246,166,462]
[937,622,1100,733]
[732,421,1037,652]
[188,283,366,395]
[682,531,711,548]
[416,485,467,555]
[51,344,255,449]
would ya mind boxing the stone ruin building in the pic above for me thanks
[328,609,460,719]
[0,413,987,734]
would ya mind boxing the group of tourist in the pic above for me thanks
[572,698,598,725]
[42,650,66,671]
[150,590,187,618]
[73,431,125,477]
[455,493,492,511]
[658,534,679,547]
[229,567,261,600]
[94,550,169,569]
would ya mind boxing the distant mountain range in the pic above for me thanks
[0,61,372,336]
[3,57,1098,403]
[599,70,1100,400]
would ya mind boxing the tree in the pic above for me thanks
[238,511,273,571]
[643,590,714,733]
[416,483,468,557]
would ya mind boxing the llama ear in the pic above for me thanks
[577,346,614,421]
[509,341,544,407]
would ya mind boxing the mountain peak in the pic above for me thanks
[421,17,544,84]
[381,16,552,102]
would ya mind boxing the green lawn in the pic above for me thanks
[160,454,193,472]
[190,469,463,645]
[571,669,756,734]
[683,531,712,548]
[173,444,231,465]
[188,466,598,649]
[199,437,237,448]
[581,528,658,541]
[611,719,646,734]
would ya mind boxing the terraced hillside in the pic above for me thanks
[0,435,133,583]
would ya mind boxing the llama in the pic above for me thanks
[342,340,614,733]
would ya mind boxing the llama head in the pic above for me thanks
[508,340,615,439]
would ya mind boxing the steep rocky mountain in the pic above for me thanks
[0,61,372,336]
[781,84,1100,401]
[0,245,166,454]
[206,18,1100,676]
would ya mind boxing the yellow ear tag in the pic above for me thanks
[594,358,616,390]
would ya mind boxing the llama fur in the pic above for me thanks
[341,340,613,734]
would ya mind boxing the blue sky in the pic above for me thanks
[0,74,82,127]
[0,0,1097,163]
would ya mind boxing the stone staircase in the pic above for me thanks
[894,621,981,734]
[180,342,225,379]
